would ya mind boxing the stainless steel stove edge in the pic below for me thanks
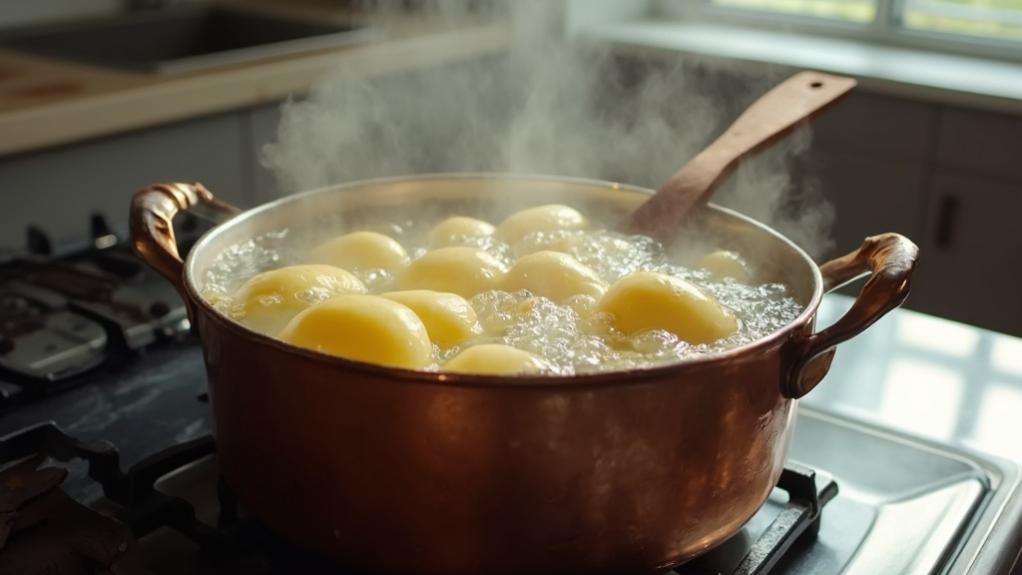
[797,406,1022,575]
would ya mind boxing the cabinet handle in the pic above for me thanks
[935,195,959,249]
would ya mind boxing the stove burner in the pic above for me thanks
[0,423,216,574]
[0,214,206,402]
[0,423,838,575]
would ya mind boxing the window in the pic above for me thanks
[710,0,876,22]
[903,0,1022,41]
[666,0,1022,59]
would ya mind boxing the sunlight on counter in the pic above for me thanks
[991,336,1022,378]
[896,313,980,359]
[880,358,964,439]
[807,295,1022,460]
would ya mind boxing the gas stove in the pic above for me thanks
[0,215,201,402]
[1,224,1021,574]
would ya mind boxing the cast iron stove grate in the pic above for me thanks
[0,423,837,575]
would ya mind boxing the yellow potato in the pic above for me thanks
[381,290,482,348]
[501,251,607,302]
[495,204,588,244]
[312,231,409,272]
[700,250,752,283]
[443,344,551,375]
[428,216,496,248]
[233,264,366,336]
[396,247,507,298]
[598,271,738,344]
[279,295,432,369]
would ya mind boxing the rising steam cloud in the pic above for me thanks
[262,0,834,257]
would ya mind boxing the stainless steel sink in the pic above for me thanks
[0,5,373,74]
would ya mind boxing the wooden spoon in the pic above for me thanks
[624,71,857,239]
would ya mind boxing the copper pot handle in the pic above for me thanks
[784,233,920,399]
[130,182,239,299]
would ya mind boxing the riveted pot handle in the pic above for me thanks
[784,233,919,399]
[130,182,239,299]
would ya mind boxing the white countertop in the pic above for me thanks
[808,294,1022,462]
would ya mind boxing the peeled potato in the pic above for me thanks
[502,251,606,302]
[443,344,551,375]
[495,205,588,244]
[396,247,507,298]
[279,295,432,369]
[428,216,495,248]
[598,271,738,344]
[700,250,752,283]
[381,290,481,348]
[312,231,409,272]
[233,264,366,336]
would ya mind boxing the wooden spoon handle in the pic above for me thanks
[625,71,857,239]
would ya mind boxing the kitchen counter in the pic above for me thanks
[808,295,1022,463]
[0,2,509,157]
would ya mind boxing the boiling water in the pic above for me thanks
[202,221,804,374]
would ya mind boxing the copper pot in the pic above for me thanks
[131,174,918,575]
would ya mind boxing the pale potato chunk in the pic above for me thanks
[443,344,551,375]
[700,250,752,283]
[279,294,432,369]
[428,216,496,248]
[598,271,738,344]
[381,290,482,348]
[233,264,366,336]
[502,251,606,302]
[312,231,409,272]
[495,205,588,244]
[396,247,507,298]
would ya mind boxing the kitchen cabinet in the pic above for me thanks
[937,108,1022,184]
[911,172,1022,336]
[0,111,247,249]
[810,151,927,260]
[811,92,937,162]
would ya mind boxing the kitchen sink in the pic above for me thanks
[0,5,373,74]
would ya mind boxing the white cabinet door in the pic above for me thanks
[910,172,1022,336]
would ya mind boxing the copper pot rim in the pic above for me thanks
[182,173,825,390]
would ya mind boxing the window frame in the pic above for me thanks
[655,0,1022,63]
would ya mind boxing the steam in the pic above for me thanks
[262,0,833,258]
